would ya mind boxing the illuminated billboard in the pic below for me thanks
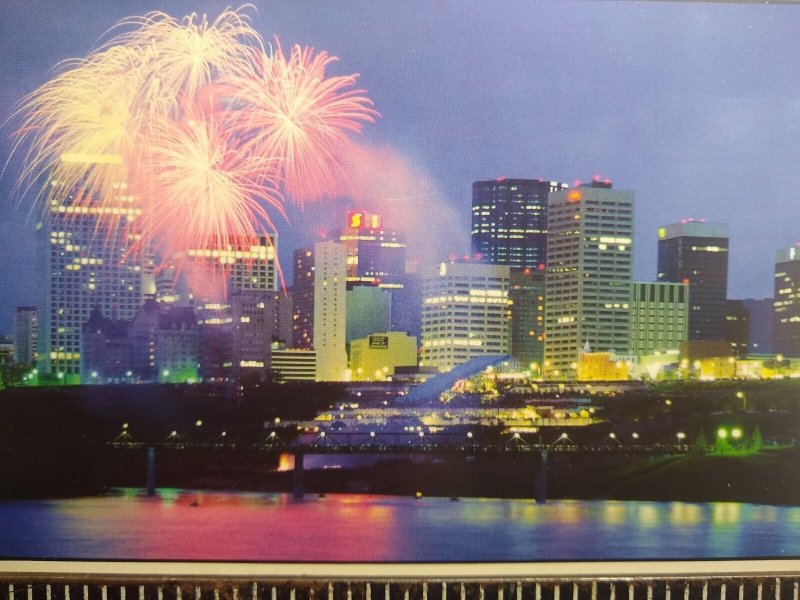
[348,211,382,229]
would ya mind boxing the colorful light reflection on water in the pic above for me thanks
[1,492,799,561]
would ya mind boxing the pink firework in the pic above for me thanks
[133,99,284,264]
[224,39,379,204]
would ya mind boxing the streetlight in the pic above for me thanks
[676,432,686,441]
[731,428,743,440]
[467,431,473,439]
[631,432,640,440]
[717,428,728,439]
[736,391,746,412]
[195,419,203,427]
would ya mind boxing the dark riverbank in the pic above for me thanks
[93,446,800,506]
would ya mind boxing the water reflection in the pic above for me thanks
[0,493,798,561]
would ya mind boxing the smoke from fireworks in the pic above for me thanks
[8,6,377,291]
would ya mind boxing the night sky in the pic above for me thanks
[1,0,799,332]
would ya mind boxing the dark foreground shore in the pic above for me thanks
[5,446,798,506]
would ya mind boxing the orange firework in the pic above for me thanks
[225,39,379,204]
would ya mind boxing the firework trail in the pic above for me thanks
[7,7,377,293]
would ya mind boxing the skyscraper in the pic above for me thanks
[509,268,546,370]
[544,180,634,379]
[471,178,567,270]
[13,306,38,366]
[339,211,408,332]
[420,261,511,373]
[773,247,800,358]
[39,177,146,383]
[657,220,729,341]
[291,247,315,349]
[313,241,348,381]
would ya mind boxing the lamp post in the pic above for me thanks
[736,391,746,412]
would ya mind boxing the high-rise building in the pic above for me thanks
[340,211,406,289]
[13,306,38,366]
[339,211,409,332]
[313,241,348,381]
[471,178,567,270]
[38,178,146,383]
[657,220,729,341]
[629,282,689,357]
[291,247,315,349]
[186,234,278,300]
[509,268,546,370]
[773,247,800,358]
[420,261,512,373]
[544,180,634,379]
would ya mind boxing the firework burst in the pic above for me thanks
[7,7,376,294]
[135,101,284,259]
[225,40,378,204]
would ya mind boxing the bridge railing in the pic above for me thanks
[2,563,800,600]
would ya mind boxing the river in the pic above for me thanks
[1,491,799,561]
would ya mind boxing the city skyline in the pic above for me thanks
[3,1,800,331]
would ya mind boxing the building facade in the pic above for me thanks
[544,181,635,378]
[509,268,546,370]
[724,299,750,359]
[270,347,317,381]
[13,306,38,366]
[314,241,348,381]
[349,332,418,381]
[657,220,729,341]
[345,285,392,344]
[471,178,567,270]
[39,180,146,383]
[773,247,800,358]
[291,247,315,349]
[339,211,408,332]
[420,261,511,373]
[629,282,689,357]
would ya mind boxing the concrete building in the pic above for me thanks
[39,175,146,383]
[657,220,729,341]
[471,178,567,270]
[773,247,800,358]
[314,241,348,381]
[629,282,689,357]
[420,261,511,373]
[345,285,391,344]
[349,332,418,381]
[544,180,634,379]
[13,306,38,366]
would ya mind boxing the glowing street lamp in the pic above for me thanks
[631,432,640,440]
[736,391,747,411]
[676,432,686,441]
[731,428,743,440]
[717,428,728,439]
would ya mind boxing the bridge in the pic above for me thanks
[109,428,692,503]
